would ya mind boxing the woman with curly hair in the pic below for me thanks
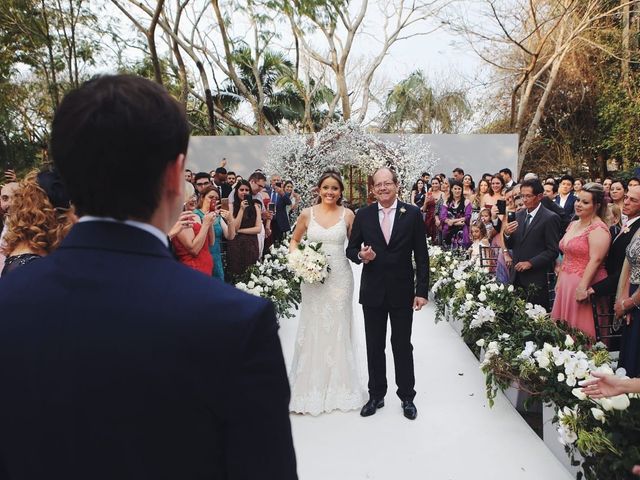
[1,169,75,276]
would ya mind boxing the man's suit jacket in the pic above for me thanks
[346,201,429,308]
[273,193,292,232]
[555,192,577,218]
[541,196,569,233]
[505,205,561,289]
[0,222,297,480]
[592,218,640,297]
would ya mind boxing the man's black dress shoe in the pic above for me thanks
[360,398,385,417]
[401,400,417,420]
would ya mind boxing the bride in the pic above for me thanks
[288,170,366,415]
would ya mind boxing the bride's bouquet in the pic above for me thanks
[288,240,330,284]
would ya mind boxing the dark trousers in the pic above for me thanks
[362,303,416,401]
[620,284,640,377]
[514,274,550,311]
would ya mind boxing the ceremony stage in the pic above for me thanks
[278,265,572,480]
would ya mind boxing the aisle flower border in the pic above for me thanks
[429,246,640,480]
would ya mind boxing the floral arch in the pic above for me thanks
[265,121,439,208]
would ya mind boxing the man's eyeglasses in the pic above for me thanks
[196,181,210,187]
[374,181,395,190]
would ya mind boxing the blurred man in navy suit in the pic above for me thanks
[0,75,297,480]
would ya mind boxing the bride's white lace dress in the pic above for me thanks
[289,207,366,415]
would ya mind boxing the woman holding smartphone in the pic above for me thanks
[227,180,261,277]
[195,186,236,280]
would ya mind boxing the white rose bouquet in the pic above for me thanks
[288,241,330,284]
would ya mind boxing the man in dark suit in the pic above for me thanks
[591,186,640,298]
[555,174,577,218]
[0,75,297,480]
[504,179,562,310]
[270,182,292,245]
[346,167,429,420]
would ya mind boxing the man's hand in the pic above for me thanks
[514,261,532,272]
[413,296,428,311]
[504,220,518,235]
[359,245,376,264]
[3,169,17,182]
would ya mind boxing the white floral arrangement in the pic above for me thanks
[428,244,640,477]
[234,238,301,319]
[287,240,330,284]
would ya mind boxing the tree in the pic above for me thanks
[379,70,471,133]
[278,0,443,124]
[450,0,639,175]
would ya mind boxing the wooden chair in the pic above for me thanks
[479,245,501,273]
[591,295,622,350]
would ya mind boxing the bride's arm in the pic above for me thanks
[289,208,310,252]
[345,208,355,238]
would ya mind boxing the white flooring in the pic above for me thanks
[278,264,573,480]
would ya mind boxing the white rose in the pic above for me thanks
[507,285,514,292]
[600,398,614,412]
[564,335,575,347]
[591,408,606,423]
[476,339,485,347]
[537,355,550,369]
[610,394,631,411]
[571,388,587,401]
[466,294,474,301]
[478,292,487,302]
[557,373,565,382]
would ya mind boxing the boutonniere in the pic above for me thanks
[399,206,407,216]
[622,226,630,234]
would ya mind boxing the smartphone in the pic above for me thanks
[275,182,282,188]
[268,203,276,213]
[220,198,229,211]
[497,199,506,215]
[507,211,516,223]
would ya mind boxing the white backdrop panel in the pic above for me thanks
[187,134,518,182]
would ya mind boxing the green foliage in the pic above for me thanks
[380,70,471,134]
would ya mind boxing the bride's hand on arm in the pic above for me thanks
[289,208,309,252]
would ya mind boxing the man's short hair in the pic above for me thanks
[215,167,227,175]
[499,168,513,178]
[194,172,211,181]
[249,171,267,182]
[453,167,464,175]
[559,174,575,185]
[523,172,538,181]
[185,169,192,174]
[51,75,190,220]
[544,181,559,194]
[227,171,236,176]
[520,179,543,195]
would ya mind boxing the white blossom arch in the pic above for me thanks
[265,121,439,207]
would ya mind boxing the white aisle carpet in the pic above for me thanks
[278,264,572,480]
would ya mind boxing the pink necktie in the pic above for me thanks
[381,207,392,244]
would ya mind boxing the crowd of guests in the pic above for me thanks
[178,168,301,279]
[4,161,640,378]
[415,167,640,379]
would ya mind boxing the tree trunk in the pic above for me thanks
[518,52,565,175]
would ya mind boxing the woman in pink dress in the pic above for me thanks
[551,183,611,337]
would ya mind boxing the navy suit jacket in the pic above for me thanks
[555,192,577,218]
[346,202,429,308]
[0,222,297,480]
